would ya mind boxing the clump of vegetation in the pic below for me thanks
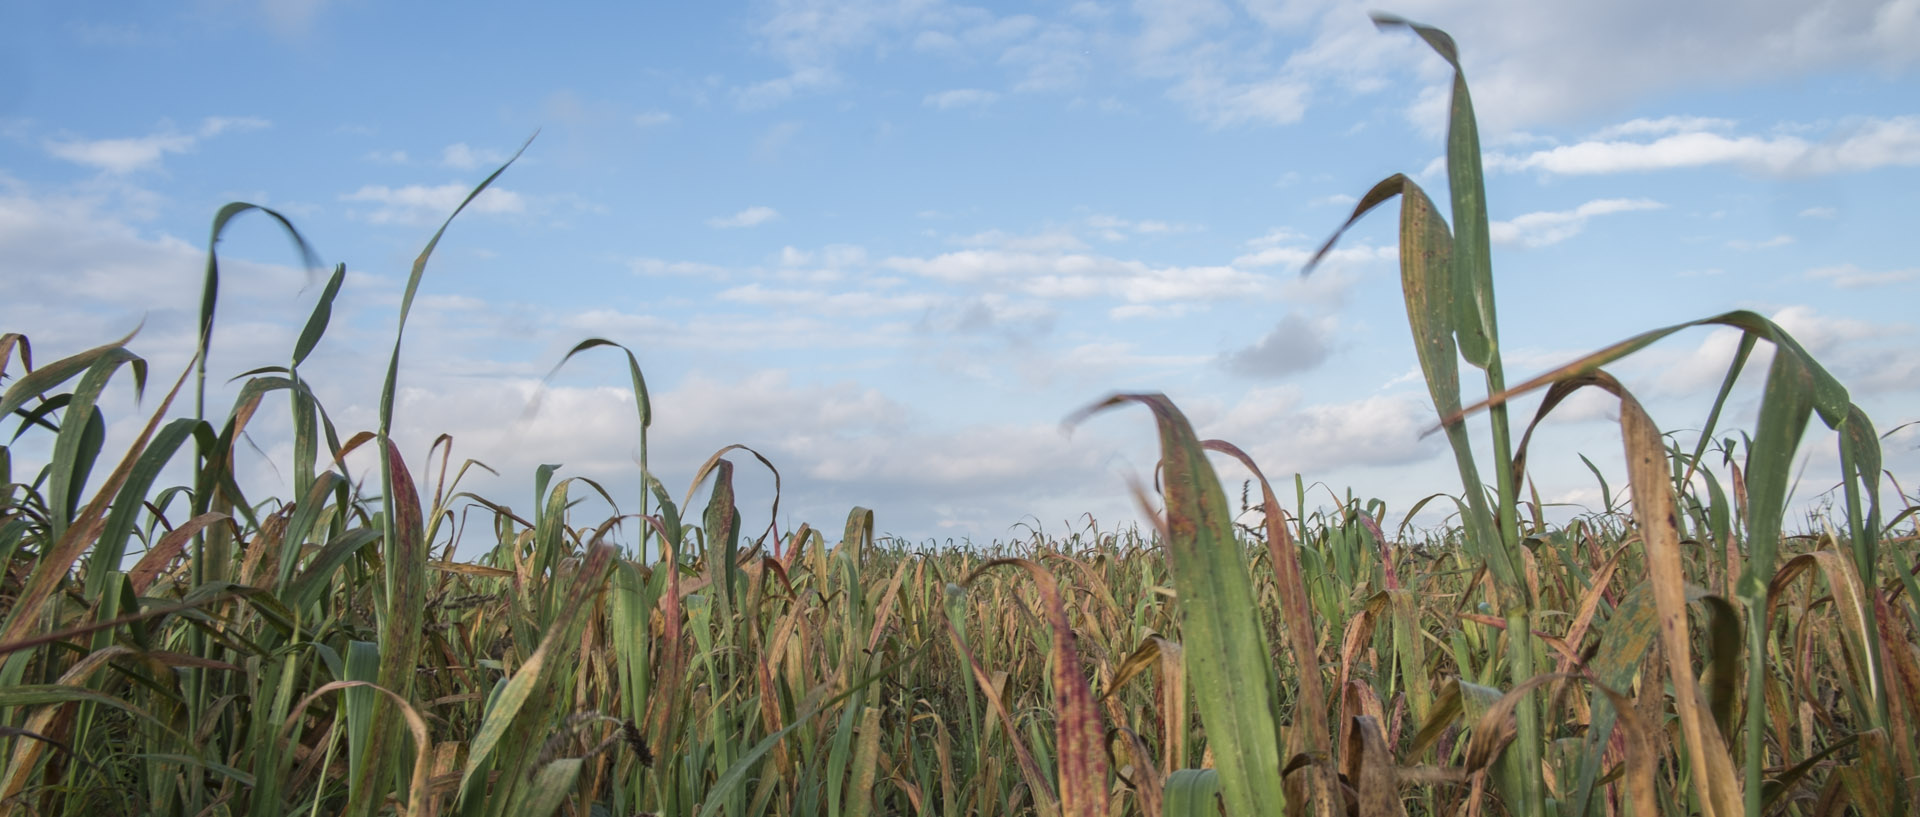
[2,16,1915,817]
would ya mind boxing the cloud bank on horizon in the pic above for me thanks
[2,0,1916,547]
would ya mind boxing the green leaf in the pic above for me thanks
[292,262,347,368]
[1737,352,1815,599]
[516,759,584,817]
[1372,13,1496,369]
[457,544,612,808]
[1164,769,1222,817]
[1071,393,1286,817]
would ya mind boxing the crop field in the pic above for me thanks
[3,17,1917,817]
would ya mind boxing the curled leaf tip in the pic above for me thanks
[1063,392,1159,432]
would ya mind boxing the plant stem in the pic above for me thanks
[1507,607,1546,817]
[1744,597,1766,817]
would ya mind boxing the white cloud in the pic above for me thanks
[1084,214,1193,241]
[1488,198,1665,247]
[882,249,1269,303]
[918,293,1056,338]
[198,116,271,137]
[340,183,526,225]
[734,67,836,110]
[633,111,676,128]
[1054,341,1211,373]
[727,0,1920,133]
[627,257,730,277]
[441,142,508,170]
[42,116,268,174]
[1589,116,1737,140]
[707,205,781,228]
[1001,21,1093,92]
[1727,234,1794,250]
[742,1,1097,105]
[1232,242,1392,271]
[1798,206,1838,219]
[1482,116,1920,176]
[924,88,1000,109]
[1167,73,1311,128]
[45,133,197,174]
[1199,387,1446,477]
[718,283,938,316]
[1329,0,1920,134]
[563,306,914,352]
[1109,303,1193,320]
[952,229,1087,252]
[1644,305,1904,397]
[774,243,868,269]
[1807,263,1920,288]
[1221,312,1335,377]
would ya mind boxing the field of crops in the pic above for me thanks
[4,18,1916,817]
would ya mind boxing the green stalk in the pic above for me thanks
[1505,607,1544,817]
[1744,597,1766,817]
[1485,361,1545,817]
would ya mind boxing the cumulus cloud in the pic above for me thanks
[1346,0,1920,134]
[1588,116,1737,140]
[1488,198,1665,247]
[718,283,939,316]
[1645,305,1904,397]
[734,67,836,110]
[743,0,1092,106]
[42,116,269,174]
[1221,312,1333,377]
[1481,116,1920,176]
[441,142,508,170]
[951,229,1087,253]
[199,116,271,137]
[45,133,197,174]
[729,0,1919,134]
[627,257,729,277]
[708,205,781,228]
[1199,387,1446,478]
[1084,214,1191,241]
[918,294,1056,338]
[1727,234,1794,250]
[777,243,869,269]
[883,249,1268,303]
[1170,75,1311,128]
[1,184,212,330]
[340,183,526,225]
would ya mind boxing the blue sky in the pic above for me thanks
[3,0,1917,548]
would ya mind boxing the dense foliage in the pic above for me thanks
[3,17,1915,817]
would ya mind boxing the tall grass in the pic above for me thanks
[3,16,1916,817]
